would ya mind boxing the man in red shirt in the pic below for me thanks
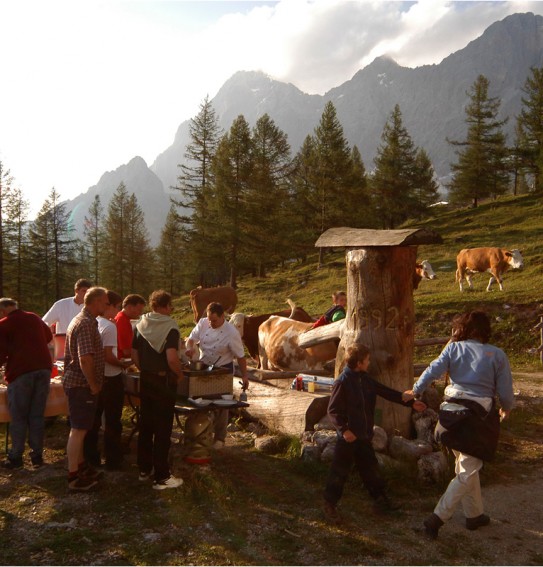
[115,294,146,359]
[0,298,53,470]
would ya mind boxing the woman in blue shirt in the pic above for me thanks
[404,310,514,539]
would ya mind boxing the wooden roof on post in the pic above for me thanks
[315,227,443,248]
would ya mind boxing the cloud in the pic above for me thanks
[2,0,543,213]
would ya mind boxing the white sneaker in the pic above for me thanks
[213,440,225,450]
[152,475,184,490]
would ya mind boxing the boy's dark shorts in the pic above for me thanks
[66,386,98,430]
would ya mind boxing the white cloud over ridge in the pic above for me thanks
[1,0,542,213]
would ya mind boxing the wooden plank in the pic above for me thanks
[414,337,449,347]
[315,227,443,248]
[234,379,330,435]
[297,320,344,348]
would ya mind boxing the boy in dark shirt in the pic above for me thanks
[323,344,426,522]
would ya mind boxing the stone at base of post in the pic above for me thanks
[184,410,213,464]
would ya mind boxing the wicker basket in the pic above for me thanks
[177,370,233,398]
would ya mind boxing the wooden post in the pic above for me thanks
[337,246,417,437]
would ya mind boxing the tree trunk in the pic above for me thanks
[336,246,417,436]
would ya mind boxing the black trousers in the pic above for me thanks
[324,437,386,505]
[84,373,125,466]
[137,372,176,482]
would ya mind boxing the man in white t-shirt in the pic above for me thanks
[84,290,132,470]
[42,279,92,360]
[185,302,249,449]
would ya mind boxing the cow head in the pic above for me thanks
[418,259,437,280]
[506,249,524,270]
[229,312,245,337]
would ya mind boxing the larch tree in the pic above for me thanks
[372,104,419,228]
[209,115,254,287]
[516,66,543,191]
[174,95,222,283]
[0,161,13,296]
[245,114,293,277]
[83,195,104,285]
[448,75,509,207]
[412,148,440,218]
[156,204,187,295]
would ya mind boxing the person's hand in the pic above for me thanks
[413,400,427,412]
[402,389,415,402]
[343,429,356,443]
[499,408,511,421]
[89,383,101,395]
[185,348,194,359]
[241,375,249,389]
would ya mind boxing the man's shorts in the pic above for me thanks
[66,386,98,430]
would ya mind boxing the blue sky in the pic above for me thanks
[1,0,542,215]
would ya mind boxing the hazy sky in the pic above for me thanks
[1,0,542,216]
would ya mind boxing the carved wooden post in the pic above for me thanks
[337,246,417,437]
[315,228,442,437]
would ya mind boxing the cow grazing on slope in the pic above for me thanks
[413,260,437,290]
[258,316,338,371]
[456,247,524,292]
[189,286,238,322]
[230,301,314,363]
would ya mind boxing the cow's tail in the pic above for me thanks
[286,298,297,318]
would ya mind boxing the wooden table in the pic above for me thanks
[0,377,69,453]
[123,373,248,463]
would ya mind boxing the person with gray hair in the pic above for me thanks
[62,286,108,491]
[0,297,53,470]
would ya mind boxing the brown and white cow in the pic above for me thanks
[413,260,437,290]
[258,316,338,371]
[189,286,238,322]
[230,302,314,363]
[456,247,524,292]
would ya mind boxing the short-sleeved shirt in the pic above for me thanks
[187,318,245,366]
[115,310,134,359]
[42,297,84,334]
[132,328,179,374]
[63,308,105,389]
[98,316,120,377]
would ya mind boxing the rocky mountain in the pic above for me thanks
[67,12,543,245]
[67,156,170,245]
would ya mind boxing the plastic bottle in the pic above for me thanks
[296,375,304,391]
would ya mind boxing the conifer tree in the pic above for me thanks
[372,104,419,228]
[4,186,30,302]
[84,195,104,285]
[412,148,440,218]
[156,205,187,295]
[209,115,253,286]
[0,161,14,296]
[448,75,509,207]
[174,96,222,283]
[245,114,293,277]
[516,67,543,191]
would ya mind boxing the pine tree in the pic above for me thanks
[412,148,440,218]
[0,161,13,296]
[4,186,30,302]
[245,114,293,278]
[448,75,509,207]
[372,104,419,228]
[84,195,104,285]
[209,115,254,286]
[156,205,187,294]
[174,96,222,284]
[516,67,543,191]
[344,145,372,227]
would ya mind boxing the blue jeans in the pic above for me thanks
[7,369,51,461]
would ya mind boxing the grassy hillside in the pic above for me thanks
[173,192,543,370]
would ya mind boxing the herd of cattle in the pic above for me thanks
[188,247,524,371]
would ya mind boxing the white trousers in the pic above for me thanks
[434,450,484,521]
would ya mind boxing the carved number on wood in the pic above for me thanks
[356,307,403,330]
